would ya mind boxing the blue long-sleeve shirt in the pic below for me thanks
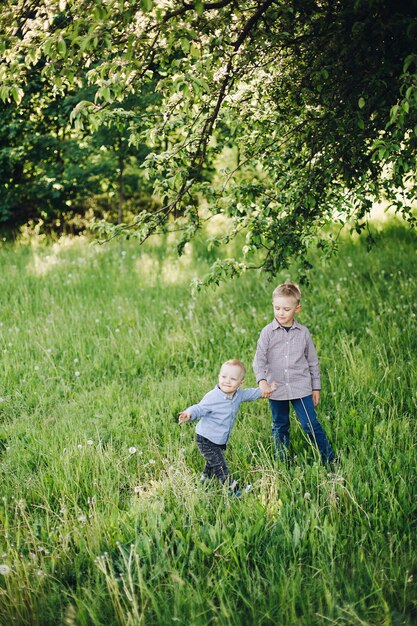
[186,385,261,445]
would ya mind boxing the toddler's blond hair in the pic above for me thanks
[221,359,246,378]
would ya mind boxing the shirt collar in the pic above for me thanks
[216,384,239,399]
[272,318,302,331]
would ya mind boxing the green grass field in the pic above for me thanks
[0,222,416,625]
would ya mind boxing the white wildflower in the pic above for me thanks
[213,65,228,82]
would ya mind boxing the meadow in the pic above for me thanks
[0,221,416,626]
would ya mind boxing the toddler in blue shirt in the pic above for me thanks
[179,359,275,494]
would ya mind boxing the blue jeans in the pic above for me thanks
[269,395,334,463]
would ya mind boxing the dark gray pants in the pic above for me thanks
[196,434,231,483]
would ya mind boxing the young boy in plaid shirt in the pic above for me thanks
[253,281,334,464]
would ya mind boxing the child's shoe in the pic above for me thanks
[229,479,241,498]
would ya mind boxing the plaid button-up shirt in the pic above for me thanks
[253,318,321,401]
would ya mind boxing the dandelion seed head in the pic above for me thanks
[0,564,10,575]
[86,439,93,446]
[129,447,137,454]
[75,371,81,377]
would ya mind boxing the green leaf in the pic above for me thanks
[11,86,24,104]
[57,38,67,57]
[140,0,153,11]
[390,104,399,120]
[0,86,9,102]
[195,0,204,16]
[358,97,365,109]
[403,54,417,72]
[181,38,190,53]
[190,44,200,59]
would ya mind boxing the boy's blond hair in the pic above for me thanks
[222,359,246,378]
[272,281,302,304]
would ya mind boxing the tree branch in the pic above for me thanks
[233,0,277,50]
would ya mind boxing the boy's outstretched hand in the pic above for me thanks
[259,380,277,398]
[178,411,191,424]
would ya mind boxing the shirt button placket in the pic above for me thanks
[285,338,290,397]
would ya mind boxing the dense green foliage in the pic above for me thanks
[0,78,155,231]
[1,1,416,279]
[0,222,416,625]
